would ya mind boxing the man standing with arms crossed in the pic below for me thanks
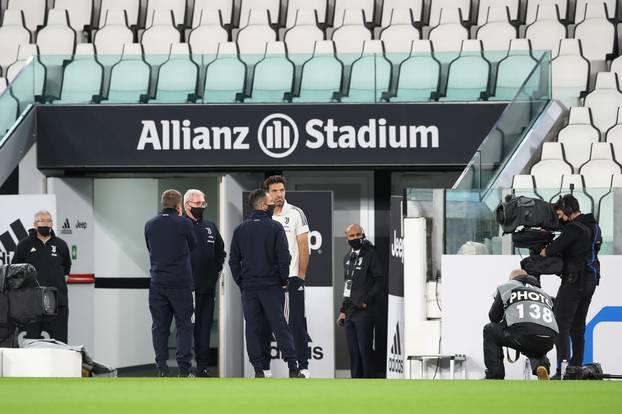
[264,175,311,378]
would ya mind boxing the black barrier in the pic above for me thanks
[36,103,507,171]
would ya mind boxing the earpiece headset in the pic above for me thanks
[558,195,574,216]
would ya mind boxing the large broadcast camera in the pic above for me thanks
[0,263,59,347]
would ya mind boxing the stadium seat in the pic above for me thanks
[36,9,76,64]
[239,0,281,28]
[331,9,372,65]
[292,40,342,103]
[525,5,567,59]
[428,0,471,27]
[380,0,424,29]
[574,0,616,21]
[390,40,439,102]
[579,142,622,188]
[0,77,7,94]
[98,44,150,103]
[573,2,615,62]
[0,10,31,74]
[606,107,622,162]
[439,40,490,102]
[285,0,328,28]
[596,174,622,253]
[7,0,46,35]
[476,0,519,26]
[552,174,594,213]
[0,79,19,135]
[379,9,421,65]
[148,44,198,103]
[141,10,182,65]
[191,0,234,28]
[428,8,468,63]
[199,42,246,103]
[525,0,568,25]
[552,39,589,107]
[5,44,46,99]
[492,39,538,101]
[98,0,140,29]
[332,0,375,27]
[145,0,187,28]
[476,6,517,57]
[512,174,543,199]
[338,40,391,103]
[584,72,622,137]
[245,42,294,103]
[54,0,93,36]
[188,10,227,64]
[52,44,103,104]
[93,10,133,62]
[283,10,324,66]
[557,107,600,172]
[530,142,573,189]
[237,9,277,65]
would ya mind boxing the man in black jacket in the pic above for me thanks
[540,194,602,379]
[13,210,71,343]
[145,189,197,377]
[336,224,384,378]
[184,189,226,378]
[229,189,303,378]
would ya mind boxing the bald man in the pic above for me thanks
[483,269,558,380]
[336,224,384,378]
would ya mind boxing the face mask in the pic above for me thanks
[37,226,51,237]
[190,207,205,220]
[266,204,276,217]
[348,238,363,250]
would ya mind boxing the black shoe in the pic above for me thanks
[255,370,265,378]
[178,370,195,378]
[550,372,561,380]
[158,369,169,378]
[289,369,305,378]
[196,368,211,378]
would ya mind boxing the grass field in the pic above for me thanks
[1,378,621,414]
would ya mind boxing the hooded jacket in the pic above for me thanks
[188,216,226,293]
[339,239,385,316]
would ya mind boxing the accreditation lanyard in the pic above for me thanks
[344,251,359,298]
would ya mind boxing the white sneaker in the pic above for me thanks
[299,369,310,378]
[263,370,272,378]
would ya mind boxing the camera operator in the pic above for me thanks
[539,194,602,379]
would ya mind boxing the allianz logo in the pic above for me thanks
[391,230,404,263]
[136,114,440,159]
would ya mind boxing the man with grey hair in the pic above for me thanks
[183,189,225,377]
[13,210,72,342]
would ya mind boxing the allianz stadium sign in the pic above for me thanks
[36,103,506,170]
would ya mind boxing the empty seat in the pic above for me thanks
[339,40,391,103]
[141,10,182,65]
[379,9,421,65]
[574,2,615,62]
[192,0,233,28]
[331,9,372,65]
[596,173,622,253]
[145,0,187,28]
[580,142,622,188]
[553,174,594,212]
[54,0,93,34]
[428,8,468,63]
[148,44,198,103]
[283,9,324,66]
[575,0,616,21]
[293,40,342,103]
[5,44,46,108]
[525,0,568,25]
[512,174,543,199]
[99,44,150,103]
[239,0,281,27]
[492,39,538,100]
[36,9,76,61]
[428,0,470,27]
[380,0,423,28]
[0,77,7,95]
[201,42,246,103]
[333,0,374,27]
[285,0,327,28]
[98,0,140,28]
[391,40,439,102]
[558,107,600,172]
[93,10,133,59]
[188,10,227,62]
[525,5,566,57]
[552,39,589,107]
[476,6,517,55]
[52,44,103,104]
[7,0,46,34]
[440,40,490,101]
[477,0,519,26]
[530,142,573,189]
[237,9,277,65]
[584,72,622,136]
[0,89,19,135]
[0,10,31,73]
[246,42,294,103]
[605,107,622,163]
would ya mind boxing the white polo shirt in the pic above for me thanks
[273,200,309,277]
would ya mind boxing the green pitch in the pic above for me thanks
[0,378,620,414]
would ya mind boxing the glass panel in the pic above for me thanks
[0,58,35,147]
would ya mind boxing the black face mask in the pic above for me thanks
[348,238,364,250]
[266,204,276,217]
[190,207,205,220]
[37,226,51,237]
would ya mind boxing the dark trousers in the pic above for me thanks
[243,286,298,371]
[344,311,375,378]
[483,322,556,379]
[194,290,216,370]
[554,278,597,368]
[25,305,69,343]
[149,285,194,372]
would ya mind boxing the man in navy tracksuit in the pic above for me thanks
[184,189,226,377]
[145,189,197,377]
[229,189,303,378]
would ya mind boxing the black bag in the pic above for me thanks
[520,255,564,277]
[496,195,560,234]
[512,229,555,250]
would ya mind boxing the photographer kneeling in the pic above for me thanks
[483,269,558,380]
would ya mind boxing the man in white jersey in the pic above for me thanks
[262,175,311,378]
